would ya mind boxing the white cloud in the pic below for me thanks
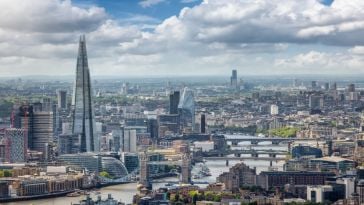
[0,0,106,33]
[274,50,364,74]
[350,46,364,55]
[139,0,166,8]
[1,0,364,76]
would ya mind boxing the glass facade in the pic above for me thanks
[101,157,129,179]
[58,153,102,173]
[178,87,195,132]
[72,35,95,152]
[292,145,323,158]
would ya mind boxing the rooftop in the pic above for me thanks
[311,156,354,163]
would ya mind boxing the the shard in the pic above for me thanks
[72,35,95,152]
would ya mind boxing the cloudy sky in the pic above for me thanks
[1,0,364,77]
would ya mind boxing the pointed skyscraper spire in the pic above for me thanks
[72,35,95,152]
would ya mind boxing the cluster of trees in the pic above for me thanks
[99,171,112,179]
[167,189,326,205]
[269,127,299,138]
[0,170,12,177]
[169,191,240,205]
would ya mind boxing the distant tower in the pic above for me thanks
[57,90,67,109]
[139,152,151,189]
[178,88,195,132]
[348,84,356,92]
[230,69,238,89]
[4,128,27,163]
[330,82,337,91]
[309,94,324,110]
[32,111,53,153]
[169,91,180,114]
[121,82,129,95]
[147,118,159,139]
[311,81,318,90]
[200,114,206,134]
[181,153,191,184]
[42,97,52,112]
[72,35,95,153]
[324,83,329,91]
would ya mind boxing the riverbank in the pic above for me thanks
[0,181,134,203]
[0,172,176,203]
[2,141,287,205]
[2,183,139,205]
[0,190,74,203]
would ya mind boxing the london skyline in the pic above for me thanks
[1,0,364,77]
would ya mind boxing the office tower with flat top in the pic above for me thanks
[230,69,238,89]
[57,90,67,109]
[169,91,180,114]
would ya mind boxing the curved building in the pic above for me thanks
[57,153,102,173]
[178,87,195,132]
[101,157,129,179]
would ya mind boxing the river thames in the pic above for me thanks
[4,141,287,205]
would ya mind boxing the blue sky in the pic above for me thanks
[0,0,364,76]
[73,0,201,24]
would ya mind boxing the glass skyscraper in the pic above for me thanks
[72,35,95,152]
[178,87,195,132]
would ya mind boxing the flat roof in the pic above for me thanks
[311,156,354,163]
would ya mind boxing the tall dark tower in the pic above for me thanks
[200,114,206,134]
[72,35,95,152]
[169,91,180,114]
[57,90,67,109]
[147,118,158,139]
[230,69,238,88]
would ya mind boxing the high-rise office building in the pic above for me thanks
[169,91,180,114]
[4,128,27,163]
[147,119,158,139]
[58,134,80,155]
[72,35,95,153]
[357,180,364,204]
[122,129,137,153]
[178,87,195,132]
[121,152,139,173]
[111,129,122,152]
[309,95,324,110]
[230,69,238,89]
[41,97,52,112]
[158,114,180,137]
[346,84,357,101]
[57,90,67,109]
[13,105,34,150]
[348,84,355,92]
[324,83,329,91]
[121,82,129,95]
[32,111,53,153]
[270,104,279,115]
[200,114,206,134]
[312,81,318,90]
